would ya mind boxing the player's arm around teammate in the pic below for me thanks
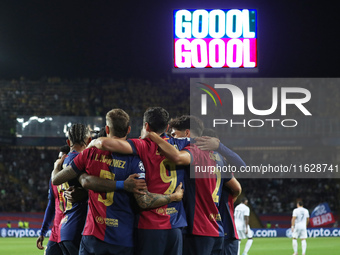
[54,157,184,209]
[52,157,147,195]
[146,131,191,165]
[77,172,185,209]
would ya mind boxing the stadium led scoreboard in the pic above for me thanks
[173,9,257,72]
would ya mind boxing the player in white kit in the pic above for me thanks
[291,201,310,255]
[234,197,253,255]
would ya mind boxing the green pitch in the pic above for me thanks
[239,237,339,255]
[0,237,339,254]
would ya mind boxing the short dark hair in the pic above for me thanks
[106,109,130,138]
[143,107,170,133]
[297,201,303,206]
[59,145,70,154]
[241,197,248,203]
[169,115,204,137]
[68,123,90,146]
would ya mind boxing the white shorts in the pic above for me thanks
[292,228,307,239]
[236,225,253,239]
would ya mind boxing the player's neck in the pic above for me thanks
[109,135,127,141]
[71,144,86,153]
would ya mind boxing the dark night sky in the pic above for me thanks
[0,0,338,79]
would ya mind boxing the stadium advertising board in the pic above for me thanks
[2,228,340,238]
[173,9,257,70]
[1,228,51,238]
[252,228,340,238]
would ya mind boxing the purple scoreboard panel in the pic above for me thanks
[173,9,257,72]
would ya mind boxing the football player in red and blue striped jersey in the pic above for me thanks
[52,109,183,255]
[88,107,190,255]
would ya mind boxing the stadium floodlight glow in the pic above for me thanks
[173,9,257,71]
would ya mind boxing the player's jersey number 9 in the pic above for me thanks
[160,159,177,195]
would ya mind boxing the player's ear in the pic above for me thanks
[127,126,131,135]
[185,129,191,138]
[105,125,110,135]
[145,122,151,132]
[66,139,71,147]
[165,124,169,132]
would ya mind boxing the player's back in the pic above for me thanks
[234,203,249,229]
[127,135,189,230]
[71,147,144,247]
[184,144,224,237]
[293,207,309,229]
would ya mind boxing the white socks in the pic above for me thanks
[292,239,298,253]
[243,239,253,254]
[301,239,307,254]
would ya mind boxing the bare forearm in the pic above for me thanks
[148,132,180,162]
[79,173,147,195]
[135,191,175,209]
[224,177,242,202]
[148,132,190,165]
[52,166,77,185]
[244,216,249,226]
[231,189,241,203]
[79,174,116,192]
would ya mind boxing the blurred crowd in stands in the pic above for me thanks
[0,77,190,121]
[237,148,340,214]
[241,178,339,215]
[0,147,58,212]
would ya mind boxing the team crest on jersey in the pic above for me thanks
[60,215,68,225]
[138,161,145,172]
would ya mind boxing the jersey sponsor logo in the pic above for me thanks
[95,216,119,227]
[166,207,178,215]
[155,207,179,215]
[105,218,118,227]
[209,213,222,221]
